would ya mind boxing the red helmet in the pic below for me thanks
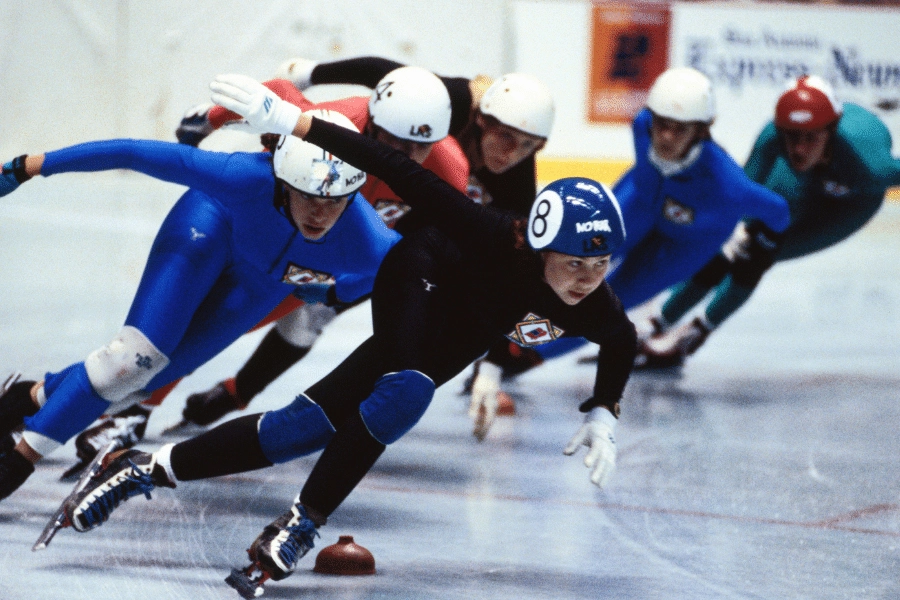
[775,75,842,130]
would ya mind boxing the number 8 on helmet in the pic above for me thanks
[527,177,626,257]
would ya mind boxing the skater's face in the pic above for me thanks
[477,114,546,174]
[287,189,351,240]
[542,251,611,305]
[371,125,434,165]
[650,115,705,161]
[782,127,830,172]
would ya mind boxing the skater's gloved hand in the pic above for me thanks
[209,74,301,136]
[274,57,317,90]
[563,407,617,488]
[722,221,752,262]
[292,281,335,305]
[468,360,501,441]
[175,103,215,146]
[0,155,32,197]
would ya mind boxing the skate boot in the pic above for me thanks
[0,433,15,456]
[183,378,245,426]
[581,315,668,365]
[163,378,245,436]
[0,372,39,437]
[63,449,174,532]
[634,317,712,370]
[63,404,151,480]
[0,447,35,501]
[226,495,319,598]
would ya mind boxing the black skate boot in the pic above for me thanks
[62,404,151,480]
[226,495,319,598]
[0,448,35,501]
[162,378,245,436]
[0,372,39,437]
[183,378,245,426]
[63,449,174,532]
[634,317,712,370]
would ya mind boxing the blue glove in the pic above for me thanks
[0,155,31,197]
[292,282,335,305]
[175,103,215,146]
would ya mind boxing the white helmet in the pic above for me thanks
[479,73,555,138]
[646,67,716,123]
[272,109,366,197]
[368,66,451,142]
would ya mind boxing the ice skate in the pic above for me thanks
[225,495,319,599]
[61,404,151,481]
[0,442,35,502]
[0,372,39,437]
[33,440,119,550]
[633,317,711,370]
[162,378,244,436]
[59,448,174,536]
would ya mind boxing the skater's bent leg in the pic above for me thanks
[234,302,337,403]
[300,370,436,520]
[660,253,731,324]
[168,414,273,481]
[23,327,169,457]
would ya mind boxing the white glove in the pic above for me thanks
[721,221,751,262]
[274,57,317,89]
[209,74,301,136]
[563,407,617,488]
[468,360,501,442]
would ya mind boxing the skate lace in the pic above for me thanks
[79,458,156,528]
[277,513,319,568]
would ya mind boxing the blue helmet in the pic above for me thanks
[527,177,625,257]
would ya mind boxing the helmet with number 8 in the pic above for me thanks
[646,67,716,124]
[774,75,842,131]
[368,66,452,142]
[527,177,626,257]
[273,109,366,197]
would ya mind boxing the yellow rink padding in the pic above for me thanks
[536,157,900,202]
[536,157,631,187]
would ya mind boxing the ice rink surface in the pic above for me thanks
[1,175,899,599]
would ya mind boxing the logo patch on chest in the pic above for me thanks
[506,312,565,347]
[282,263,335,286]
[374,200,412,227]
[822,180,850,197]
[663,198,694,225]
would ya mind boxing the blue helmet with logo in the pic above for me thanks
[527,177,625,257]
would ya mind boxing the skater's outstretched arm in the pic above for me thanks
[1,140,270,202]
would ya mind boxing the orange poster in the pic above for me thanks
[588,2,671,124]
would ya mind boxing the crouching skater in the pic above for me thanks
[59,75,638,598]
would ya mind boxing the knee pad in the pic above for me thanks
[84,326,170,402]
[258,394,336,464]
[275,303,338,348]
[359,370,435,446]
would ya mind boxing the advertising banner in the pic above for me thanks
[672,4,900,160]
[588,2,671,124]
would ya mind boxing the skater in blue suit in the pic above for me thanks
[0,110,399,500]
[466,68,790,438]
